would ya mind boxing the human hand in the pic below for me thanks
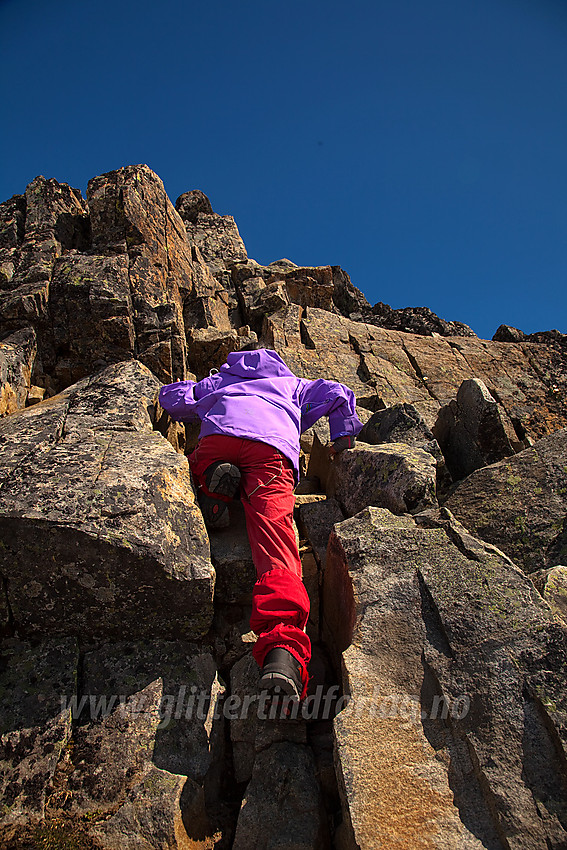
[328,435,356,459]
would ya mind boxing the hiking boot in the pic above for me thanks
[198,462,241,528]
[259,648,303,702]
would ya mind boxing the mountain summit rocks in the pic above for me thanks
[1,165,567,849]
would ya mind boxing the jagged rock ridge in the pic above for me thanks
[0,165,566,849]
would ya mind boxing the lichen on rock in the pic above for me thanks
[1,164,567,849]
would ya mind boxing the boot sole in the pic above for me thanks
[199,496,230,528]
[200,463,241,529]
[258,671,301,701]
[206,463,241,498]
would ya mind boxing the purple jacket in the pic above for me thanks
[158,349,363,481]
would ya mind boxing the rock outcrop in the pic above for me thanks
[0,360,214,641]
[445,426,567,574]
[324,506,567,849]
[1,164,566,849]
[365,299,477,337]
[434,377,522,481]
[328,442,438,516]
[0,328,37,416]
[540,565,567,624]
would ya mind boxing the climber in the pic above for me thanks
[158,345,363,705]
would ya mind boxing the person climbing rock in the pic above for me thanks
[158,346,363,705]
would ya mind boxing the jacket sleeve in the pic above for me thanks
[298,379,363,440]
[158,373,222,422]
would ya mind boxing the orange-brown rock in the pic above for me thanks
[324,507,567,849]
[0,328,36,415]
[2,164,567,850]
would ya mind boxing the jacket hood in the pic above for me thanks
[221,349,296,379]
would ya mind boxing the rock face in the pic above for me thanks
[232,741,327,850]
[445,427,567,574]
[324,507,567,849]
[176,189,248,287]
[0,328,36,416]
[1,164,567,849]
[0,360,215,640]
[0,637,78,827]
[2,168,567,444]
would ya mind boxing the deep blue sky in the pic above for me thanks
[1,0,566,340]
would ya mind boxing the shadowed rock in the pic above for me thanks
[0,327,36,415]
[232,741,328,850]
[175,189,214,222]
[493,324,526,342]
[298,498,345,567]
[445,427,567,573]
[0,637,78,827]
[434,378,521,481]
[176,190,247,286]
[0,710,72,829]
[90,767,193,850]
[87,165,195,383]
[542,565,567,624]
[0,177,88,336]
[366,300,477,337]
[208,501,256,605]
[64,644,224,847]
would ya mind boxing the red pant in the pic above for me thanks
[189,435,311,695]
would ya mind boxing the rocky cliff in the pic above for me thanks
[0,165,566,849]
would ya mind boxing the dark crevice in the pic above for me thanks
[419,512,492,564]
[545,516,567,569]
[460,726,514,849]
[125,264,140,360]
[401,342,440,402]
[521,686,567,836]
[1,572,16,638]
[93,434,115,485]
[421,658,511,850]
[300,319,316,350]
[232,281,251,330]
[16,193,27,243]
[73,649,87,726]
[203,513,345,846]
[120,187,141,359]
[348,333,374,385]
[511,416,527,443]
[523,682,567,776]
[55,212,92,253]
[55,382,89,443]
[488,386,504,405]
[54,262,74,386]
[417,570,455,659]
[308,541,350,845]
[347,332,361,356]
